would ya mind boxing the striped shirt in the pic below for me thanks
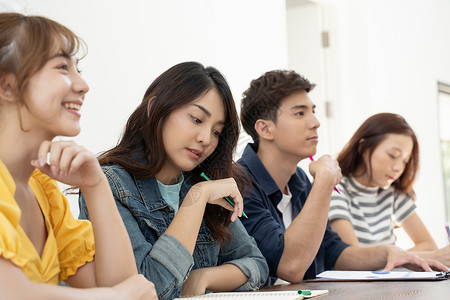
[328,176,416,247]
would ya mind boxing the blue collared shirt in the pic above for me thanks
[238,144,349,285]
[78,158,268,300]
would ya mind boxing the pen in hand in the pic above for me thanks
[200,172,248,218]
[309,156,341,194]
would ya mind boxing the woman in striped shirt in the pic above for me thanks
[328,113,437,251]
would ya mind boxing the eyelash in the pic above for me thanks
[389,154,409,164]
[191,115,202,124]
[295,110,315,116]
[57,63,82,74]
[190,115,221,136]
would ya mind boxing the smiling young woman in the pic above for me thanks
[0,12,156,300]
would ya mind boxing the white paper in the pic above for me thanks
[317,270,443,280]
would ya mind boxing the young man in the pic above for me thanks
[238,70,447,285]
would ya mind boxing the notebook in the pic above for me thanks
[174,290,329,299]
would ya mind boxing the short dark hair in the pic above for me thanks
[337,113,419,195]
[240,70,315,149]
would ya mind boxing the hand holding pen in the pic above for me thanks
[309,156,341,194]
[200,172,248,219]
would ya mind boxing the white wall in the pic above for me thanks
[2,0,449,247]
[286,0,450,247]
[326,0,450,247]
[0,0,288,216]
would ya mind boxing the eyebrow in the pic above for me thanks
[49,52,79,64]
[193,104,225,125]
[291,104,316,110]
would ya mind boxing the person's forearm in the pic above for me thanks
[336,244,444,272]
[334,245,388,271]
[81,178,137,286]
[164,185,207,254]
[277,181,333,282]
[1,273,116,300]
[30,283,116,300]
[204,265,248,292]
[182,265,248,297]
[408,241,438,252]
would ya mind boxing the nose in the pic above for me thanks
[392,160,403,172]
[196,127,212,146]
[71,71,89,95]
[309,114,320,129]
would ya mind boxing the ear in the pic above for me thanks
[0,73,18,103]
[254,119,275,141]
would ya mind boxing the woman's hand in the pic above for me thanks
[187,178,243,222]
[31,140,104,189]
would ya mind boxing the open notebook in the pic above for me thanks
[174,290,329,299]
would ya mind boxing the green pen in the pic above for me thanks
[298,290,311,296]
[200,172,248,218]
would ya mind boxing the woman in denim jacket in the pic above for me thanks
[79,62,268,299]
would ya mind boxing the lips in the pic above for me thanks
[307,136,319,141]
[386,175,395,181]
[187,148,203,159]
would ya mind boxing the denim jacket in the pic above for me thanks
[78,162,268,300]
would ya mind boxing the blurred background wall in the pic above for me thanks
[2,0,449,247]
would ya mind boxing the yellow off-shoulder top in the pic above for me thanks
[0,160,95,284]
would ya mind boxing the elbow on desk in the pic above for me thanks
[276,263,306,283]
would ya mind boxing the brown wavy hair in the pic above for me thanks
[98,61,245,245]
[0,12,85,100]
[337,113,419,195]
[240,69,315,149]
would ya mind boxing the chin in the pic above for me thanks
[62,131,80,137]
[381,183,392,189]
[181,163,200,173]
[58,125,81,137]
